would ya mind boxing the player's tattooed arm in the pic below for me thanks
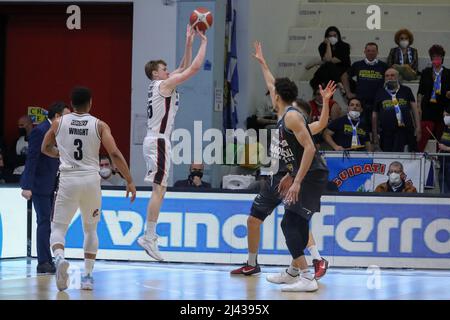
[41,120,60,158]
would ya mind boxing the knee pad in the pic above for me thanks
[50,222,69,248]
[83,223,99,255]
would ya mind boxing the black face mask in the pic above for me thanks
[18,128,27,137]
[189,170,203,179]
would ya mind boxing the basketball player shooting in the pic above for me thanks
[138,27,208,261]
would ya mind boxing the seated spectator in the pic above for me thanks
[309,26,351,92]
[437,106,450,193]
[8,115,34,182]
[387,29,419,81]
[342,42,389,131]
[417,45,450,152]
[309,85,341,123]
[174,163,211,189]
[372,68,421,152]
[323,98,372,151]
[375,161,417,193]
[0,152,13,184]
[255,90,277,129]
[99,155,125,186]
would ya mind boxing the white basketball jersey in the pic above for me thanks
[146,80,179,138]
[56,113,101,174]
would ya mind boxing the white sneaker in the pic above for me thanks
[266,269,299,284]
[81,274,94,290]
[281,276,319,292]
[138,236,164,261]
[55,258,70,291]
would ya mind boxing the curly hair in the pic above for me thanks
[274,78,298,104]
[429,44,446,58]
[394,29,414,46]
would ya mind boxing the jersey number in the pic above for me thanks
[74,139,83,160]
[147,104,153,119]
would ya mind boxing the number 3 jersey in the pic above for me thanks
[56,113,101,174]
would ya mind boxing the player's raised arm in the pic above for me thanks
[170,24,195,76]
[160,29,207,95]
[309,81,337,135]
[253,41,276,98]
[98,121,136,202]
[41,119,60,158]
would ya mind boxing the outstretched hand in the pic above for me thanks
[186,24,195,45]
[195,27,207,42]
[252,41,266,65]
[319,80,337,100]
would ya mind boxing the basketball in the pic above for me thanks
[189,7,213,32]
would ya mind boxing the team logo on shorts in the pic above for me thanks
[92,209,99,218]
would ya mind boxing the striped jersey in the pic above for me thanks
[55,113,101,174]
[146,80,179,138]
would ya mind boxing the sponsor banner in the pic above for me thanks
[324,153,426,192]
[0,188,28,258]
[39,190,449,269]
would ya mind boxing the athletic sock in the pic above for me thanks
[308,245,322,260]
[287,264,300,277]
[248,253,257,267]
[84,259,95,277]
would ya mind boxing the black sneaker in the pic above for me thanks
[37,262,56,274]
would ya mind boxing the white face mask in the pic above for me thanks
[328,36,338,45]
[349,111,360,120]
[99,168,112,179]
[399,40,409,49]
[444,116,450,126]
[389,172,402,186]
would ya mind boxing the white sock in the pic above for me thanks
[287,264,300,277]
[84,259,95,276]
[145,221,157,239]
[308,245,321,260]
[248,253,257,267]
[54,249,64,261]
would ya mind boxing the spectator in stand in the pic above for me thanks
[437,106,450,193]
[309,85,342,123]
[417,45,450,152]
[374,161,417,193]
[323,98,372,151]
[372,68,421,152]
[9,115,34,181]
[174,163,211,189]
[99,155,126,186]
[387,29,419,81]
[255,90,277,129]
[0,152,13,184]
[342,42,389,131]
[309,26,351,93]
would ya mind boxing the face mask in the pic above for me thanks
[348,111,360,120]
[99,168,112,179]
[365,58,378,66]
[432,57,443,68]
[18,128,27,137]
[389,172,402,186]
[328,36,338,45]
[444,116,450,126]
[385,80,400,92]
[399,40,409,49]
[190,170,203,179]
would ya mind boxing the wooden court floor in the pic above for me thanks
[0,258,449,300]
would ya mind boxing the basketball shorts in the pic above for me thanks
[143,136,171,187]
[250,170,328,221]
[52,172,102,225]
